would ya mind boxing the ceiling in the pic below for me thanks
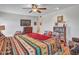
[0,4,77,16]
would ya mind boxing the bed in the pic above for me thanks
[13,33,58,55]
[0,33,58,55]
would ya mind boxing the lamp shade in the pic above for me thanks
[0,25,5,30]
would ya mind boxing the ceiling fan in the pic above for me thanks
[23,4,47,13]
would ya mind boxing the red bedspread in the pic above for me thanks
[27,33,50,41]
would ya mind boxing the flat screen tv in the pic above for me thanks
[20,19,31,26]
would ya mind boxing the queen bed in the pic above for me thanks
[0,33,58,55]
[13,33,58,55]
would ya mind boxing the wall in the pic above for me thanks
[41,5,79,41]
[0,12,38,36]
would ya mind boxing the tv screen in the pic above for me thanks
[20,19,31,26]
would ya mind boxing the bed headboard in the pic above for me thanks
[22,26,32,34]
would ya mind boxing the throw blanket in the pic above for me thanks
[27,33,50,41]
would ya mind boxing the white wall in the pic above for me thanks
[0,12,38,36]
[41,5,79,41]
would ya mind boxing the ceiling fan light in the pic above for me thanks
[32,9,37,12]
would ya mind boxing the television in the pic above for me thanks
[20,19,31,26]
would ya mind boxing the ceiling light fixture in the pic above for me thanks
[32,8,37,12]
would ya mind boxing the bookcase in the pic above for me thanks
[53,24,66,44]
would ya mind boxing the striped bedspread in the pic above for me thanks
[14,35,58,55]
[0,35,58,55]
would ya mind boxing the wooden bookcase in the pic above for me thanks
[53,24,66,44]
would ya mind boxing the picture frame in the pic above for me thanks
[57,16,63,23]
[20,19,31,26]
[34,22,37,26]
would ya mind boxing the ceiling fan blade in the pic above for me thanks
[37,10,41,13]
[29,10,32,13]
[22,8,31,9]
[38,8,46,10]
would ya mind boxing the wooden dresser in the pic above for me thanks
[23,27,32,34]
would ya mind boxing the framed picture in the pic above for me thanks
[34,22,37,26]
[20,19,31,26]
[57,16,63,23]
